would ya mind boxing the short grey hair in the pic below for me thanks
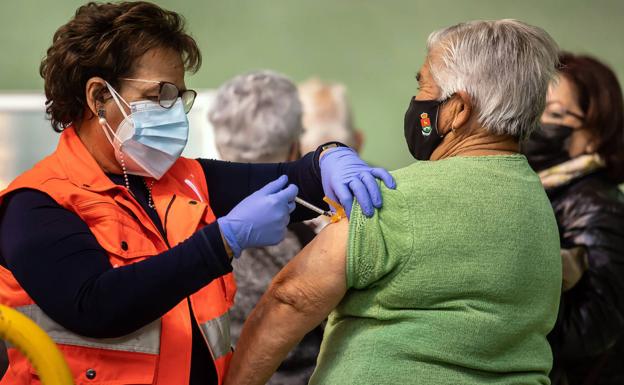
[427,19,559,139]
[298,78,357,153]
[209,70,303,162]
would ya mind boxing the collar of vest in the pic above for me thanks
[56,126,126,193]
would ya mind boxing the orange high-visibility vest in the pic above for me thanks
[0,127,236,384]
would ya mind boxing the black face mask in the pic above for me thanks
[404,97,447,160]
[522,123,573,172]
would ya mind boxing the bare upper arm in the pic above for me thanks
[223,220,350,385]
[269,219,349,316]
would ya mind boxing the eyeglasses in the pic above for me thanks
[119,77,197,113]
[544,102,585,122]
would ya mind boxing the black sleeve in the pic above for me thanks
[0,189,232,338]
[549,191,624,361]
[198,150,329,222]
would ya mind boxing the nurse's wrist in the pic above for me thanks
[215,217,241,259]
[316,142,348,160]
[313,142,348,179]
[219,229,234,261]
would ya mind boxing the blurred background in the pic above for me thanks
[1,0,623,188]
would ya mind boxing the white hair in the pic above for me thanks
[209,70,303,163]
[298,78,357,154]
[427,19,559,139]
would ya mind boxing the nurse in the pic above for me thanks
[0,2,394,384]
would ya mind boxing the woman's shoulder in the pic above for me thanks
[554,173,624,234]
[387,161,445,192]
[557,173,624,212]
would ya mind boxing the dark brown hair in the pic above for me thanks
[40,1,201,132]
[558,52,624,183]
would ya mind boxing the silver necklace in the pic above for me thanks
[118,152,155,209]
[118,152,131,192]
[143,179,155,209]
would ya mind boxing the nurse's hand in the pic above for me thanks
[320,147,396,218]
[217,175,298,258]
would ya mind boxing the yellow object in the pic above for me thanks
[0,304,74,385]
[323,197,347,223]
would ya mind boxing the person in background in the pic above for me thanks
[209,70,322,385]
[225,19,562,385]
[523,52,624,385]
[0,2,395,384]
[298,78,364,232]
[298,78,363,155]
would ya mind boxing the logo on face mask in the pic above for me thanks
[404,97,450,160]
[420,113,432,136]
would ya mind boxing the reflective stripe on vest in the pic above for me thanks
[7,304,160,354]
[199,310,231,359]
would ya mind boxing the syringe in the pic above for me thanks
[294,197,332,217]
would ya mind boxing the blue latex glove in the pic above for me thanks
[320,147,396,218]
[217,175,298,258]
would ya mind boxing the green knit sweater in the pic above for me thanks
[309,155,561,385]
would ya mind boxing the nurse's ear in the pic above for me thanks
[85,77,108,120]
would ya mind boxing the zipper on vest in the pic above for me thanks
[162,195,176,249]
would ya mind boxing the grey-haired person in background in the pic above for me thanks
[209,70,321,385]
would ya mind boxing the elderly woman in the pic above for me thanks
[0,2,394,384]
[210,70,322,385]
[524,53,624,385]
[211,71,304,163]
[224,20,562,385]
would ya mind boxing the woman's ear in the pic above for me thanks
[353,130,364,153]
[437,91,473,136]
[287,142,301,161]
[85,77,108,118]
[451,91,472,131]
[585,135,600,153]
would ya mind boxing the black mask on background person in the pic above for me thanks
[522,123,573,172]
[404,97,447,160]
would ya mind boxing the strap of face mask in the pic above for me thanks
[99,81,132,147]
[105,81,132,120]
[99,118,119,146]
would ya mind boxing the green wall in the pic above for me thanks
[1,0,623,169]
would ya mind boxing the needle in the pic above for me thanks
[294,197,332,217]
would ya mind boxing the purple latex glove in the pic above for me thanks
[217,175,298,258]
[320,147,396,218]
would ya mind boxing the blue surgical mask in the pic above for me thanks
[100,81,189,179]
